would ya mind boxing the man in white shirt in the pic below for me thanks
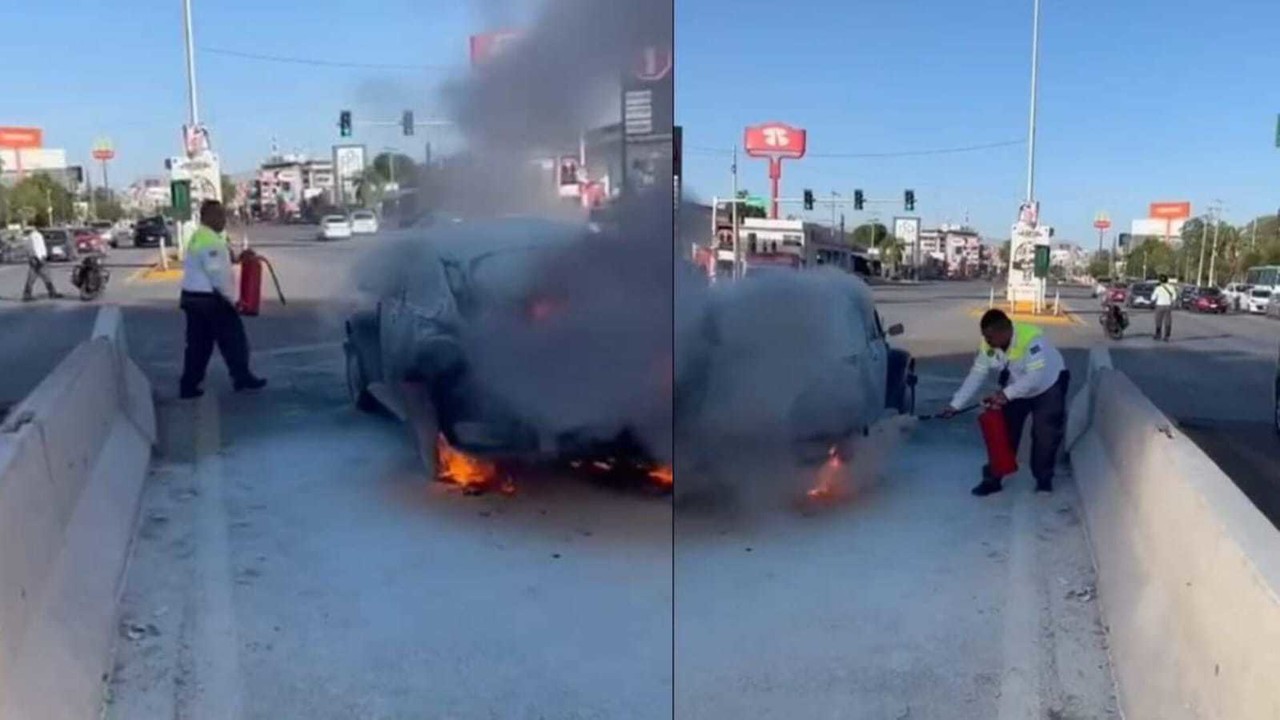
[1151,274,1176,341]
[940,309,1070,496]
[22,227,62,302]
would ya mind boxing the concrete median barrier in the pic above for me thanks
[1070,358,1280,719]
[0,306,155,719]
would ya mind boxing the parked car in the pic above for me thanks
[1189,287,1229,314]
[0,229,29,264]
[1178,284,1199,309]
[1223,282,1252,312]
[133,216,172,248]
[1127,281,1156,309]
[319,215,352,240]
[1092,278,1111,298]
[72,227,108,256]
[90,220,117,248]
[350,210,379,235]
[1247,287,1273,314]
[43,229,74,262]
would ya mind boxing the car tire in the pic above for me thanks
[345,342,379,413]
[402,382,440,481]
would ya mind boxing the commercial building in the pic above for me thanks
[1131,217,1186,245]
[252,152,335,220]
[910,224,991,278]
[123,178,172,215]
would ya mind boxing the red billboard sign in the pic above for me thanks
[1149,201,1191,220]
[469,31,522,66]
[1093,219,1111,230]
[744,123,807,159]
[0,127,43,149]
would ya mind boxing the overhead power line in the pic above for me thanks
[199,46,452,71]
[687,138,1025,159]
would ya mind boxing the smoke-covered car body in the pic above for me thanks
[344,217,666,469]
[676,268,915,468]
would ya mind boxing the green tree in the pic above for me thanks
[90,188,124,222]
[1124,238,1178,279]
[998,239,1011,265]
[852,222,889,248]
[9,173,73,227]
[1087,250,1114,280]
[879,235,906,272]
[354,167,386,208]
[221,174,239,206]
[371,153,421,188]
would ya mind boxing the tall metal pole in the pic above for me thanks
[1025,0,1041,203]
[1208,209,1221,287]
[1196,210,1209,287]
[731,145,740,280]
[182,0,200,126]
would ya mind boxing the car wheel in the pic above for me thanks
[345,342,379,413]
[402,382,440,481]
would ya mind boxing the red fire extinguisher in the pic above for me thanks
[235,248,286,316]
[978,406,1019,478]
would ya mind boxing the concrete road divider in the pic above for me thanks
[1070,355,1280,719]
[0,306,155,719]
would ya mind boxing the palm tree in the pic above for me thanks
[879,235,906,275]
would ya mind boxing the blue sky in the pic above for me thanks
[0,0,519,186]
[677,0,1280,244]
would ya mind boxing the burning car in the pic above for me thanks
[344,216,670,492]
[675,267,917,487]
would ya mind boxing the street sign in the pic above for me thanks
[1149,201,1191,220]
[0,127,42,149]
[170,180,192,221]
[744,123,807,159]
[635,46,672,81]
[469,31,522,66]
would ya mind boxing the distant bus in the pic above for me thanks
[1245,265,1280,291]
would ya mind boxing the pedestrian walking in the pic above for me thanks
[22,227,63,302]
[178,200,267,399]
[1152,274,1176,341]
[940,309,1070,496]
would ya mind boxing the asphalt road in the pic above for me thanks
[1060,286,1280,528]
[104,222,673,719]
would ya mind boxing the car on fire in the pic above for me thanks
[675,267,917,472]
[343,217,667,483]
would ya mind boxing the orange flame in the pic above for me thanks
[807,446,846,502]
[648,465,673,487]
[436,434,512,495]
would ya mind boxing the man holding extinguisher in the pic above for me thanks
[939,309,1069,496]
[178,200,267,399]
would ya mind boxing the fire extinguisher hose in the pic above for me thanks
[259,254,287,306]
[917,404,980,421]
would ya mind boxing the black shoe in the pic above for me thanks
[179,387,204,399]
[234,376,267,392]
[971,478,1004,497]
[1035,480,1054,493]
[49,292,64,299]
[21,295,35,303]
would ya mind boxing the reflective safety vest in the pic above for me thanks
[952,321,1066,407]
[181,225,234,296]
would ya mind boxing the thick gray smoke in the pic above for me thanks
[353,0,674,468]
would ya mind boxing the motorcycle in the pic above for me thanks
[1099,301,1128,340]
[70,254,110,301]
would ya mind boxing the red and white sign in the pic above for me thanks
[1092,212,1111,231]
[470,31,522,67]
[1149,201,1191,220]
[635,46,672,81]
[183,124,210,158]
[0,126,42,150]
[744,123,807,159]
[92,138,115,161]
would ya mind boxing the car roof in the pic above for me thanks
[415,217,588,264]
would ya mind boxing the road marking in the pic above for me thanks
[183,393,245,719]
[967,304,1082,327]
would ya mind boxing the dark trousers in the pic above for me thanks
[179,291,252,391]
[1153,307,1172,339]
[990,370,1071,484]
[23,257,55,298]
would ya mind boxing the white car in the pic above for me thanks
[1223,282,1252,312]
[350,210,379,235]
[319,215,352,240]
[1247,287,1273,314]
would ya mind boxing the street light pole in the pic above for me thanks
[182,0,200,126]
[1208,204,1222,287]
[1025,0,1041,204]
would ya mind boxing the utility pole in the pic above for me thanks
[1025,0,1042,204]
[182,0,200,126]
[730,144,740,279]
[1196,209,1210,287]
[830,191,838,238]
[1208,204,1222,287]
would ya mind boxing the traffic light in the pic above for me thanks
[854,189,864,211]
[402,110,415,136]
[904,189,916,212]
[339,110,352,137]
[803,189,814,210]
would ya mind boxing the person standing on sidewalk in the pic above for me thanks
[22,226,63,302]
[1152,274,1177,341]
[178,200,266,399]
